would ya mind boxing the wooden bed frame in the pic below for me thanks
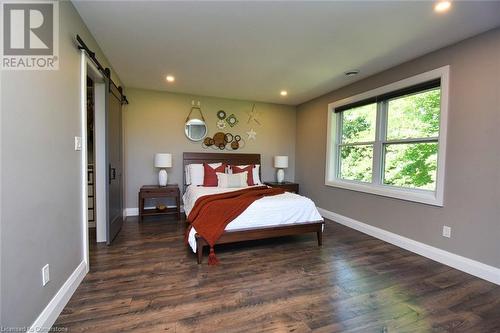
[183,152,324,264]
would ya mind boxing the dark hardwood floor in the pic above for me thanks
[55,216,500,332]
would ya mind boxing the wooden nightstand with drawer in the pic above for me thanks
[264,182,299,194]
[138,185,181,222]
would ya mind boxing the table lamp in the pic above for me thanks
[154,153,172,186]
[274,155,288,183]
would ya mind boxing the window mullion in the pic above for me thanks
[335,113,343,179]
[379,101,388,185]
[372,100,386,185]
[338,141,376,147]
[385,137,439,144]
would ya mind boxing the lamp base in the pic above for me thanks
[158,169,168,186]
[276,169,285,183]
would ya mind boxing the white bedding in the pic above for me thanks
[183,185,323,252]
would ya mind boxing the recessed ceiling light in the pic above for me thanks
[434,1,451,13]
[166,75,175,82]
[345,70,359,77]
[280,90,288,96]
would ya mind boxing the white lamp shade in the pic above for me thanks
[274,155,288,168]
[154,153,172,168]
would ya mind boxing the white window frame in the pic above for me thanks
[326,66,449,206]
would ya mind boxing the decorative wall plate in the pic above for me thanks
[226,114,239,127]
[213,132,226,148]
[216,119,227,130]
[217,110,227,120]
[203,137,215,147]
[231,141,239,150]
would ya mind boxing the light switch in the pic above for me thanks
[74,136,82,151]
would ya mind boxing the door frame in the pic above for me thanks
[80,50,106,271]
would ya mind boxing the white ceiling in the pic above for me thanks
[73,1,500,105]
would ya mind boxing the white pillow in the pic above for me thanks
[253,165,261,185]
[230,164,261,185]
[185,165,191,185]
[187,163,223,186]
[217,172,247,188]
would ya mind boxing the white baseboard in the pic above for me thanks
[317,207,500,286]
[125,206,185,217]
[125,207,140,216]
[28,261,87,332]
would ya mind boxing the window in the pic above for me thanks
[326,67,449,206]
[338,103,376,182]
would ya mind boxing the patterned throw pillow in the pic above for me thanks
[203,163,227,187]
[231,164,255,186]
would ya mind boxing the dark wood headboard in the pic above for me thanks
[183,152,261,190]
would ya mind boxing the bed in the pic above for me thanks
[183,152,324,264]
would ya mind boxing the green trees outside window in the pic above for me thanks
[338,87,441,190]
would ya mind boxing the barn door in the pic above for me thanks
[106,80,123,245]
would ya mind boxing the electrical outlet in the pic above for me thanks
[74,136,82,151]
[442,226,451,238]
[42,264,50,286]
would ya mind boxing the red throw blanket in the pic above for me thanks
[185,186,285,265]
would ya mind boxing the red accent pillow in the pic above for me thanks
[231,165,255,186]
[203,163,226,187]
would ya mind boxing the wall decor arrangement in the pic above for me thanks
[203,132,245,150]
[201,106,258,151]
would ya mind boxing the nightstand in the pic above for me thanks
[264,181,299,194]
[138,185,181,222]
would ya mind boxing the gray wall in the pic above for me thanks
[0,2,121,327]
[123,88,296,209]
[296,28,500,269]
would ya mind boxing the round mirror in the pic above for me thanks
[185,118,208,141]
